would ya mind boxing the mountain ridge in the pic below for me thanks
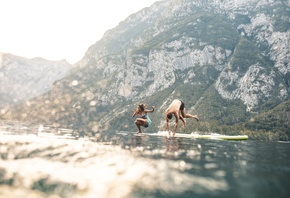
[1,0,289,140]
[0,53,72,109]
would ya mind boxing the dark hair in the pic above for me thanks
[167,113,172,119]
[138,104,145,111]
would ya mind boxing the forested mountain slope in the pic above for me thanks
[2,0,289,140]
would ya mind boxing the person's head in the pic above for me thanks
[138,103,147,112]
[167,113,173,120]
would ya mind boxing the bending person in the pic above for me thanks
[165,99,199,135]
[132,103,155,134]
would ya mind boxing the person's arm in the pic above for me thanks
[165,114,170,132]
[179,116,186,127]
[132,108,139,117]
[145,106,155,113]
[173,113,179,134]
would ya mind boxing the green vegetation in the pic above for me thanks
[243,99,290,141]
[195,85,249,125]
[1,1,289,142]
[230,37,270,74]
[133,12,240,55]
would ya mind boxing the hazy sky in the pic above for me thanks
[0,0,159,64]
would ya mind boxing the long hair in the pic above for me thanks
[138,103,147,111]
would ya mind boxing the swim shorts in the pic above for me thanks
[179,100,185,111]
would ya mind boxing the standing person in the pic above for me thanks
[132,103,155,134]
[165,99,199,136]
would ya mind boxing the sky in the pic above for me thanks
[0,0,159,64]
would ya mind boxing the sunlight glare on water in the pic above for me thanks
[0,134,230,198]
[0,124,290,198]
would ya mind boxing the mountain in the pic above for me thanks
[0,53,72,109]
[2,0,290,140]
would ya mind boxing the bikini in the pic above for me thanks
[141,114,152,127]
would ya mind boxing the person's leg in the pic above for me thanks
[179,115,186,127]
[135,118,148,133]
[180,109,199,121]
[135,121,142,133]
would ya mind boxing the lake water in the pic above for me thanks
[0,125,290,198]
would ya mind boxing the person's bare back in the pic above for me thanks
[165,99,182,115]
[165,99,199,136]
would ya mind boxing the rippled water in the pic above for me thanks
[1,126,290,198]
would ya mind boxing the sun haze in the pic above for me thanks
[0,0,159,64]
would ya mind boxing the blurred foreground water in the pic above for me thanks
[1,122,290,198]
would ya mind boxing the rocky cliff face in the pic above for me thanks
[3,0,290,134]
[77,0,289,110]
[0,53,71,109]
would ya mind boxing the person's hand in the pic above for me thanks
[152,106,155,110]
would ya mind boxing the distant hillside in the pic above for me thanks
[243,98,290,141]
[0,53,72,109]
[2,0,289,140]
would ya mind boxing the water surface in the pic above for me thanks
[0,128,290,198]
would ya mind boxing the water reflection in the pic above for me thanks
[165,137,182,152]
[131,135,148,148]
[1,123,290,198]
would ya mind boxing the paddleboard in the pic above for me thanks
[133,133,147,137]
[116,131,147,137]
[148,131,248,141]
